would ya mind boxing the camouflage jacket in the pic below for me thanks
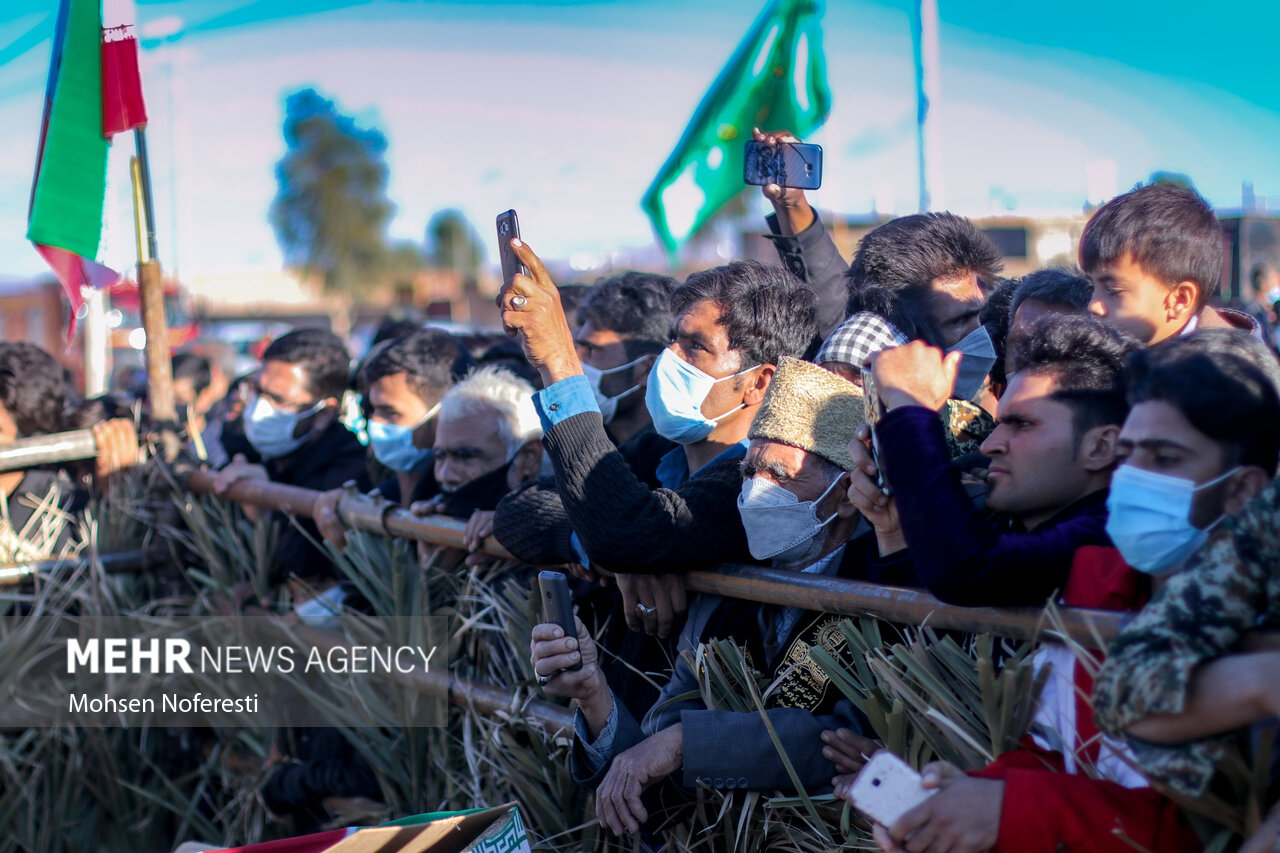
[1092,477,1280,797]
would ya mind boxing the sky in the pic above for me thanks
[1,0,1278,285]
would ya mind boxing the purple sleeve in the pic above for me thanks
[877,406,1106,606]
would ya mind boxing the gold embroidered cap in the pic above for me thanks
[748,357,865,471]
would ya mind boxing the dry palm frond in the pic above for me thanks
[657,616,1048,852]
[0,482,80,567]
[812,620,1045,772]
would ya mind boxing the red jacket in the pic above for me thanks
[966,546,1201,853]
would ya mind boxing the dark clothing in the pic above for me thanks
[263,421,370,584]
[764,210,850,339]
[878,405,1111,606]
[572,548,869,793]
[495,412,752,573]
[261,726,382,833]
[493,427,673,566]
[4,469,83,554]
[374,466,441,507]
[494,423,696,723]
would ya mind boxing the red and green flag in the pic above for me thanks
[641,0,831,258]
[28,0,148,336]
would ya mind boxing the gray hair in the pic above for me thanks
[439,365,542,458]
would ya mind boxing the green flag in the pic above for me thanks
[642,0,831,257]
[28,0,126,338]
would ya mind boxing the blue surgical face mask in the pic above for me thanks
[1105,464,1239,576]
[737,473,844,565]
[581,358,644,424]
[368,403,440,473]
[645,349,757,445]
[947,325,997,401]
[243,394,324,460]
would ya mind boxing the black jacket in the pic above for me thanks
[265,421,370,583]
[764,210,850,340]
[494,411,755,574]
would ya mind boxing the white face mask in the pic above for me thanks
[581,358,644,424]
[243,394,324,460]
[294,584,346,630]
[737,473,844,565]
[1105,464,1239,576]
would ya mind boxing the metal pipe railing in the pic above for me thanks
[183,470,1124,648]
[0,429,98,472]
[185,469,516,559]
[0,548,156,586]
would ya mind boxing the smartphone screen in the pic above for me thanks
[496,209,524,286]
[743,140,823,190]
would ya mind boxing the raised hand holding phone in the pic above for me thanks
[494,223,581,386]
[538,571,582,672]
[749,128,818,236]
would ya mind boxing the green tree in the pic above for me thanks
[270,88,395,294]
[425,209,485,282]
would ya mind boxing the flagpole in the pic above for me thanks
[131,126,179,461]
[133,127,158,260]
[912,0,944,212]
[83,287,109,396]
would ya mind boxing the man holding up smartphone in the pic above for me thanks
[494,235,816,639]
[753,129,849,340]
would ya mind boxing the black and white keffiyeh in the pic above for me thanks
[814,311,909,370]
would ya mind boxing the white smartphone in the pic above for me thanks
[846,752,935,827]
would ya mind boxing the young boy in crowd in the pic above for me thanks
[1081,183,1259,344]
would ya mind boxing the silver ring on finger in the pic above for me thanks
[536,671,552,686]
[510,294,528,310]
[635,603,656,617]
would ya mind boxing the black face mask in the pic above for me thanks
[438,461,514,519]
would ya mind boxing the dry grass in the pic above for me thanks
[0,474,1259,852]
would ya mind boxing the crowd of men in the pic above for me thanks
[5,134,1280,850]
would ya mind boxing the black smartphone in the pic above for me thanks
[538,570,582,671]
[743,140,823,190]
[496,209,524,286]
[861,367,891,496]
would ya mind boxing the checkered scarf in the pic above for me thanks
[814,312,909,370]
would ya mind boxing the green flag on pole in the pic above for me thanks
[642,0,831,258]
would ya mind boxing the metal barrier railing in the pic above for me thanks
[0,461,1123,731]
[0,428,99,473]
[182,469,1125,649]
